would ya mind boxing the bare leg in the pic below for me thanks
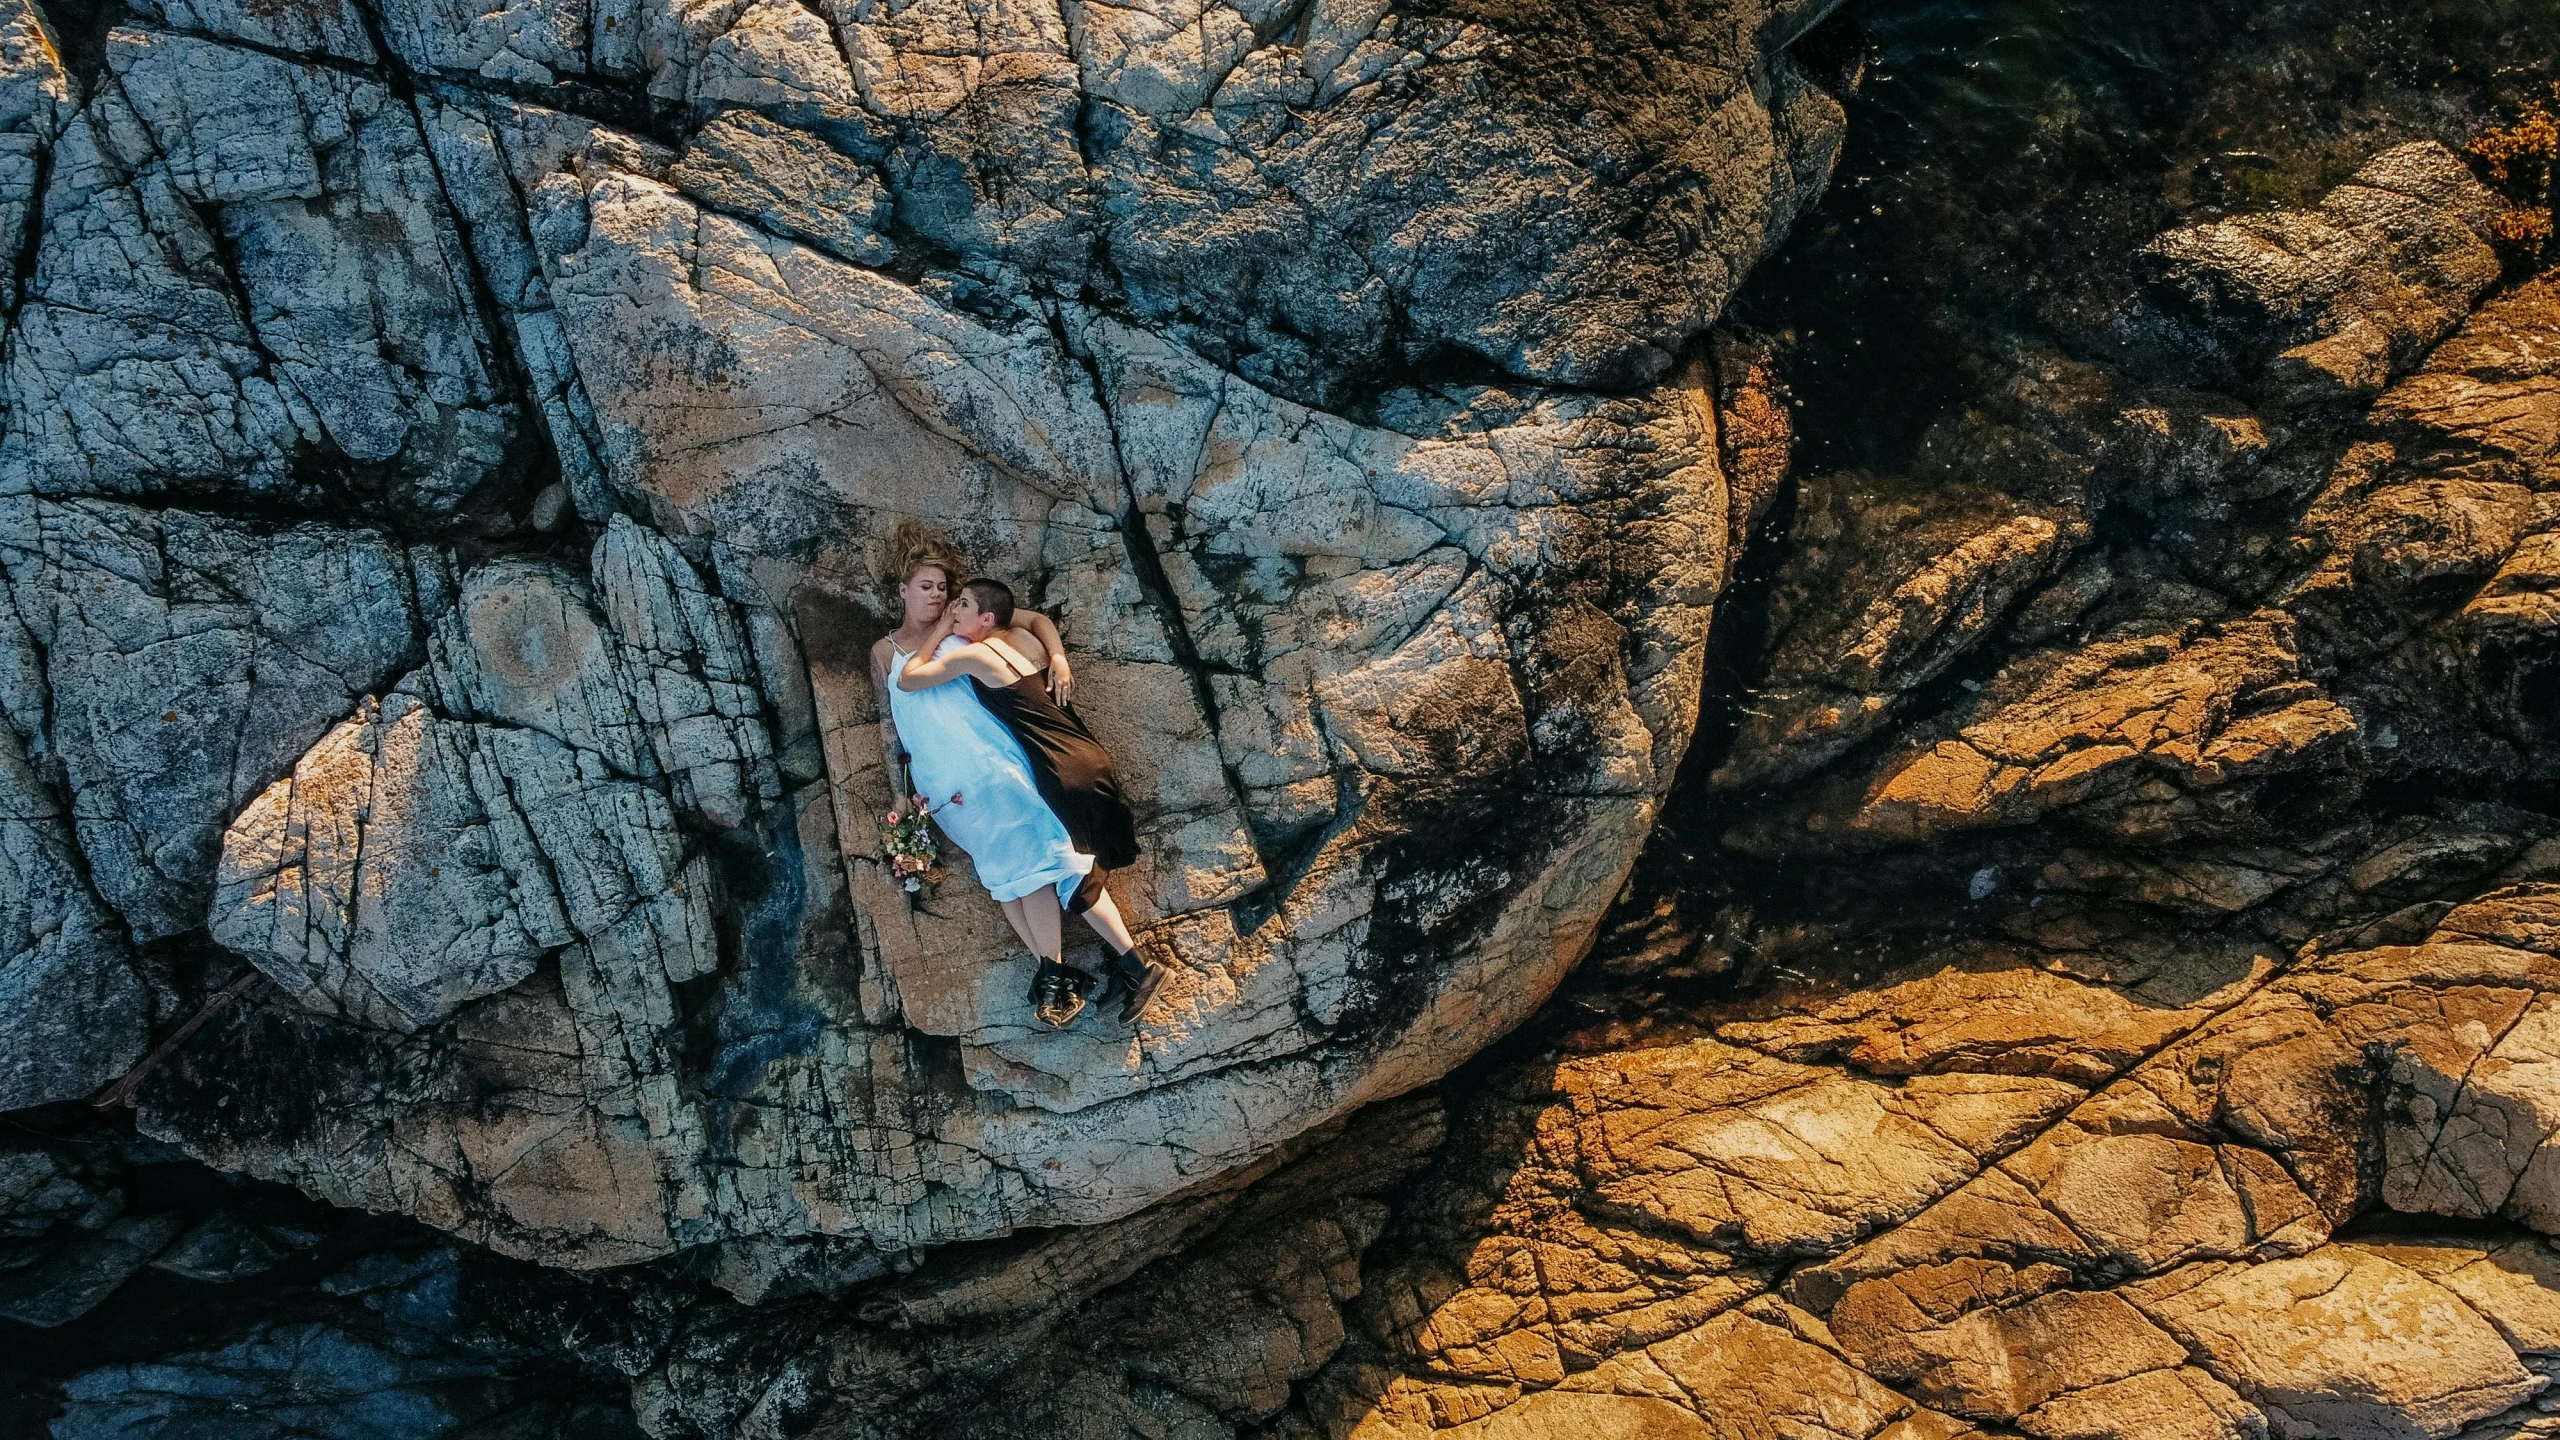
[1017,885,1064,960]
[1077,888,1139,956]
[996,896,1041,955]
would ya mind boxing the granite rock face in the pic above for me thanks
[1277,896,2560,1440]
[1340,132,2560,1440]
[0,0,1841,1283]
[13,0,2560,1433]
[600,893,2560,1438]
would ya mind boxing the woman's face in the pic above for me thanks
[946,591,996,639]
[899,565,950,624]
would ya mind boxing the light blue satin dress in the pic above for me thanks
[891,637,1092,906]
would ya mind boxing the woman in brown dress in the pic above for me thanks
[956,580,1140,880]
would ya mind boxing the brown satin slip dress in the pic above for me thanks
[971,641,1140,914]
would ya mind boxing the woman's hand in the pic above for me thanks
[888,794,912,823]
[1047,650,1074,705]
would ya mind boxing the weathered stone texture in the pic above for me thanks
[0,722,145,1111]
[1224,887,2560,1440]
[20,0,2560,1436]
[7,27,517,508]
[1,499,426,939]
[0,0,1840,1282]
[2144,142,2506,407]
[1186,140,2560,1440]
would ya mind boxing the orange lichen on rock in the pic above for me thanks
[2468,89,2558,264]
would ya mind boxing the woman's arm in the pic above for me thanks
[895,615,998,691]
[1016,608,1074,703]
[871,638,914,819]
[897,645,1006,691]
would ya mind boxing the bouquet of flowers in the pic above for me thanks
[884,794,950,896]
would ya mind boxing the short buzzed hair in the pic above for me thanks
[961,577,1015,627]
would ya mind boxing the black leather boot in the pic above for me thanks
[1030,958,1089,1027]
[1095,946,1172,1026]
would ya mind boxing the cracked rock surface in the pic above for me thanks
[11,0,2560,1437]
[0,0,1833,1288]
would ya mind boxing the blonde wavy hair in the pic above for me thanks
[877,518,967,610]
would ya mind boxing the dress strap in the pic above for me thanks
[986,638,1038,681]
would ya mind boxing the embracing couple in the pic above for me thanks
[867,523,1172,1029]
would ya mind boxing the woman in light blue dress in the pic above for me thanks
[888,635,1093,916]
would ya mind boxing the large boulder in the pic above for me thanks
[0,0,1843,1278]
[143,201,1759,1268]
[2141,142,2505,408]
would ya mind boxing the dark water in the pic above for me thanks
[1737,0,2560,477]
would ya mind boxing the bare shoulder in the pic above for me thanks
[1002,626,1049,665]
[869,634,894,672]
